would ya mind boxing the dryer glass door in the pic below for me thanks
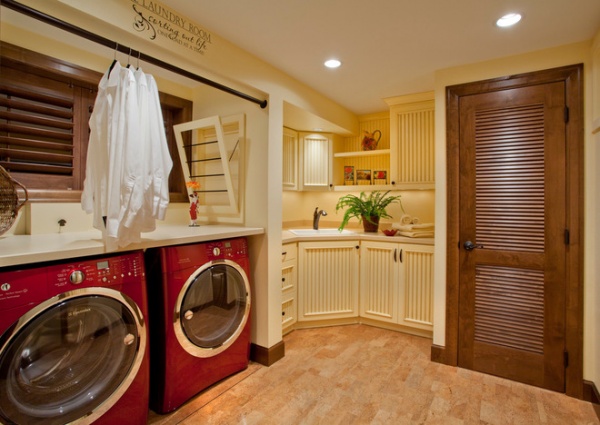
[177,261,250,357]
[0,293,143,425]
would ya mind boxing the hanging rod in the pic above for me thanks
[1,0,268,109]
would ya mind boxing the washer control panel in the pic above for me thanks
[0,252,145,311]
[206,238,248,261]
[51,252,145,289]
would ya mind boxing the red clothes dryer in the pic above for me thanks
[0,251,149,425]
[145,237,252,414]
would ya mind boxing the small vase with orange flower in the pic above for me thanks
[186,181,201,226]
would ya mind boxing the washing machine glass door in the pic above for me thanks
[0,288,146,425]
[175,260,251,358]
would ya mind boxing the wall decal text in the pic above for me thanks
[130,0,212,54]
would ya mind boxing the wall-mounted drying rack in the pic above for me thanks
[1,0,268,109]
[174,114,246,224]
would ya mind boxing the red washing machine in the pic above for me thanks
[144,237,252,414]
[0,251,149,425]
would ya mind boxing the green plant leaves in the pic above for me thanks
[335,191,403,231]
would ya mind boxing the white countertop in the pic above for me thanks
[0,225,264,267]
[282,228,434,245]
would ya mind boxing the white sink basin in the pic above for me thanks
[288,228,356,236]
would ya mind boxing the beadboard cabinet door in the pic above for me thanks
[299,132,333,191]
[297,240,359,321]
[360,240,434,333]
[386,92,435,189]
[397,243,434,331]
[282,128,299,191]
[359,241,399,323]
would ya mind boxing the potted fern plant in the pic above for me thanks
[335,191,403,232]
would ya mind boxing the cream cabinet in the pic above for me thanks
[282,128,298,191]
[359,240,434,334]
[299,132,334,191]
[386,92,435,189]
[281,243,298,334]
[297,240,360,322]
[359,241,398,323]
[282,130,335,191]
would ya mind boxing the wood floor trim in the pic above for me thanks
[250,340,285,366]
[583,380,600,421]
[430,343,445,363]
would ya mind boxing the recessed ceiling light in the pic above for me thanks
[324,59,341,69]
[496,13,522,27]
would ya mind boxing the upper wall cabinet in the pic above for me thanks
[283,128,337,191]
[284,91,434,192]
[282,127,299,191]
[299,132,334,191]
[386,92,435,190]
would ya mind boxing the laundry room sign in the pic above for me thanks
[129,0,213,55]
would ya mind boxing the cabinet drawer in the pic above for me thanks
[282,243,297,262]
[282,264,296,291]
[282,296,297,331]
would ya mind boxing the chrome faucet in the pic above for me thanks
[313,207,327,230]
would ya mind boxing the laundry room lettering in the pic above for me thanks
[130,0,212,55]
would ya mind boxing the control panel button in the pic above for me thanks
[212,247,221,256]
[69,270,85,285]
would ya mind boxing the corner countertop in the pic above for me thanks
[0,225,264,267]
[282,228,434,245]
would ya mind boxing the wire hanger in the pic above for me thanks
[108,42,118,74]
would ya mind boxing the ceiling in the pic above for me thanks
[161,0,600,116]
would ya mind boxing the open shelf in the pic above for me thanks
[333,149,390,159]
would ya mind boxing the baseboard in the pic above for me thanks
[583,380,600,421]
[250,340,285,366]
[358,318,433,339]
[583,380,599,403]
[430,344,446,364]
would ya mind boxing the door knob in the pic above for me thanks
[464,241,483,251]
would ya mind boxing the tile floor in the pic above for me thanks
[148,324,599,424]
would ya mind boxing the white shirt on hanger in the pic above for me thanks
[82,61,142,251]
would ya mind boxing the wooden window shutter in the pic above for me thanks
[0,62,95,194]
[0,42,192,202]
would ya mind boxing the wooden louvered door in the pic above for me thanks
[457,82,567,391]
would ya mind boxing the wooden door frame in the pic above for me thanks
[435,64,584,398]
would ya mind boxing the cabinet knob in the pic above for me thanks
[282,277,286,282]
[391,181,396,185]
[282,311,286,316]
